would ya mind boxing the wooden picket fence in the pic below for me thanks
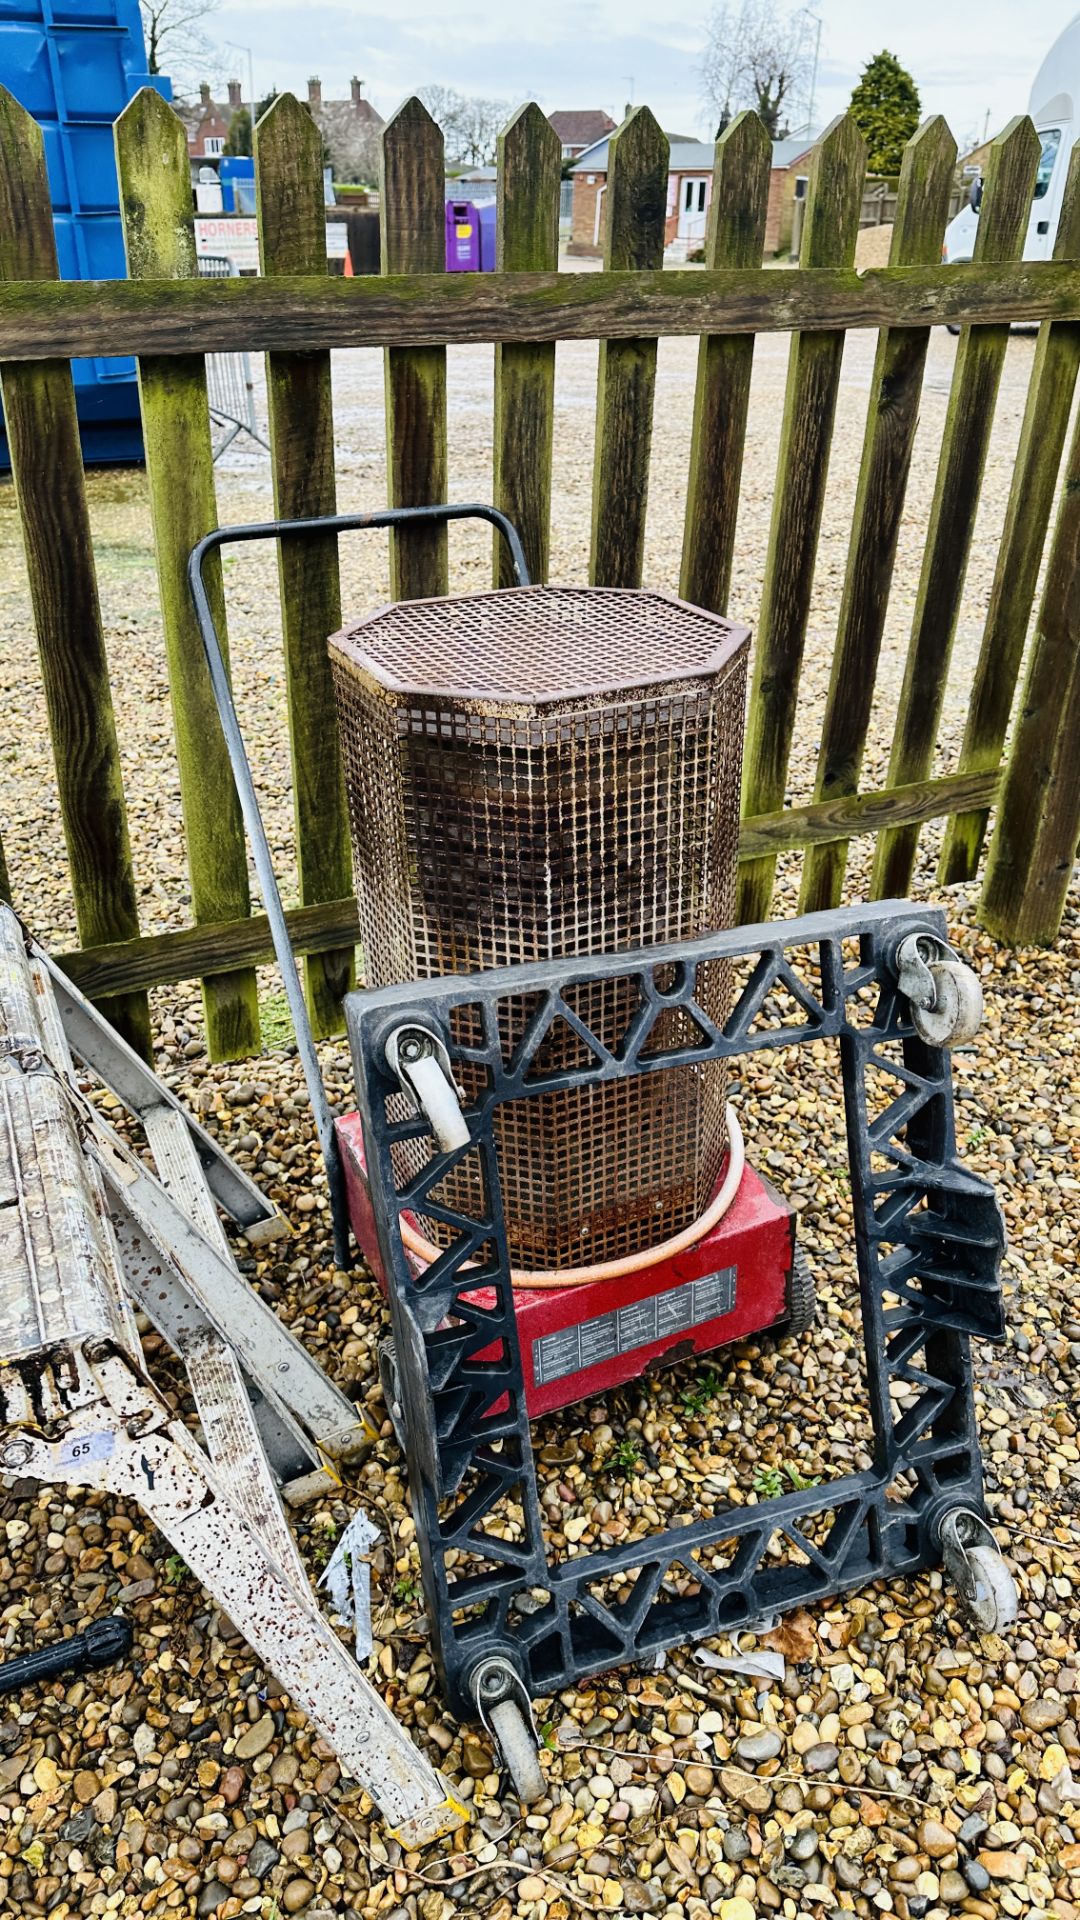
[1,84,1080,1064]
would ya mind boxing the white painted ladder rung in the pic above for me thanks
[183,1323,309,1586]
[24,954,143,1363]
[142,1103,231,1253]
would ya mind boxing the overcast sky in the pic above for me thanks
[207,0,1078,154]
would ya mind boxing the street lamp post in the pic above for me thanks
[223,39,256,131]
[805,10,823,134]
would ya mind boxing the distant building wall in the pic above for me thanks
[570,171,606,255]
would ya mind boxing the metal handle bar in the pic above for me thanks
[187,504,531,1268]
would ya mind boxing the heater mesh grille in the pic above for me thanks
[331,586,749,1272]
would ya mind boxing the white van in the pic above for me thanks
[942,12,1078,265]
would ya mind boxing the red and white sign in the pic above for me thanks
[194,216,259,272]
[194,217,351,273]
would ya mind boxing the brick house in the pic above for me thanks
[569,129,820,258]
[548,109,616,162]
[176,79,241,170]
[765,133,818,255]
[307,77,384,182]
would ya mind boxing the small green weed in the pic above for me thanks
[968,1123,989,1151]
[393,1574,420,1605]
[163,1553,188,1587]
[753,1460,822,1500]
[681,1369,721,1416]
[310,1517,338,1569]
[783,1461,822,1492]
[258,991,294,1052]
[609,1438,641,1475]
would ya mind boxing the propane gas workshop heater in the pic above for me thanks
[329,576,812,1415]
[189,503,1013,1811]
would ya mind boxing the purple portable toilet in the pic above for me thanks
[445,200,481,271]
[478,201,497,271]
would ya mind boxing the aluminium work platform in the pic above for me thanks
[0,903,464,1848]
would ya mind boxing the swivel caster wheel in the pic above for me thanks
[940,1508,1018,1633]
[470,1656,546,1805]
[963,1545,1020,1634]
[895,932,984,1048]
[488,1694,546,1804]
[911,960,983,1049]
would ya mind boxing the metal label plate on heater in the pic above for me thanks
[532,1267,737,1386]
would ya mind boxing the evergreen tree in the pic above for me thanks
[223,107,251,156]
[850,50,921,175]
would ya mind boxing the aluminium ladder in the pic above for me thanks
[0,904,465,1848]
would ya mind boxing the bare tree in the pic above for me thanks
[455,96,511,166]
[416,86,463,137]
[140,0,219,86]
[318,106,381,184]
[701,1,814,139]
[418,86,510,165]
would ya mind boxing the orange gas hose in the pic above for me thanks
[398,1104,745,1290]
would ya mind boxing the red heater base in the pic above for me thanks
[336,1112,797,1418]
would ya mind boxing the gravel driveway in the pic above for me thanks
[0,317,1078,1920]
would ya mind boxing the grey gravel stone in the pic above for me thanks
[247,1836,280,1880]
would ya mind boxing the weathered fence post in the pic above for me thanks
[980,402,1080,945]
[870,114,1041,901]
[255,92,354,1038]
[590,107,669,588]
[940,138,1080,885]
[493,103,561,587]
[115,87,260,1061]
[3,91,1080,1022]
[381,99,448,600]
[679,110,771,617]
[799,116,957,914]
[0,86,150,1056]
[738,113,865,925]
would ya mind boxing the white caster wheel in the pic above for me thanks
[488,1695,546,1805]
[911,960,984,1049]
[963,1543,1019,1633]
[471,1658,545,1805]
[940,1508,1018,1633]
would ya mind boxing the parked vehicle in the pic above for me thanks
[943,12,1079,267]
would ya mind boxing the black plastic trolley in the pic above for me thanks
[188,506,1019,1802]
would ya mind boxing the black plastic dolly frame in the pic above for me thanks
[186,508,1017,1804]
[345,901,1019,1800]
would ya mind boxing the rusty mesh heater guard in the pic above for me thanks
[330,587,749,1273]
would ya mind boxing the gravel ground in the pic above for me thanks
[0,310,1078,1920]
